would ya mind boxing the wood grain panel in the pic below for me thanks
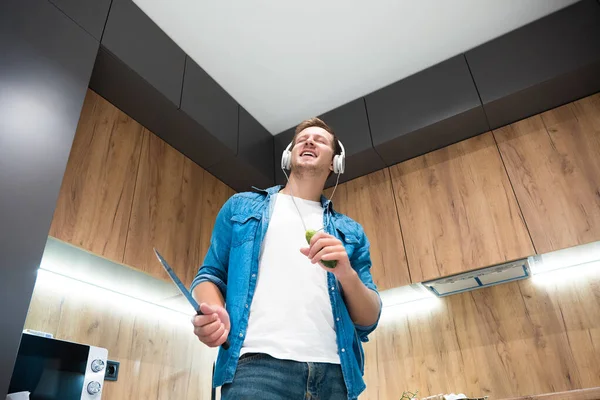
[25,269,217,400]
[494,93,600,254]
[123,131,206,286]
[198,170,235,270]
[389,132,534,282]
[360,271,600,400]
[49,89,144,261]
[324,169,411,290]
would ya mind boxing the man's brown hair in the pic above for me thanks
[292,117,342,161]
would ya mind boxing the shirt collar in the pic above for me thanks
[251,185,336,215]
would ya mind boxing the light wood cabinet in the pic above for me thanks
[123,131,207,286]
[325,169,411,290]
[49,90,144,262]
[389,132,534,283]
[51,89,234,287]
[494,93,600,254]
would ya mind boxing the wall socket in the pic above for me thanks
[104,360,119,381]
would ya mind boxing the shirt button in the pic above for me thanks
[251,274,256,278]
[331,286,334,291]
[245,304,249,308]
[239,332,244,338]
[336,317,339,322]
[341,348,345,352]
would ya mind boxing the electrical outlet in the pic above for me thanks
[104,360,119,381]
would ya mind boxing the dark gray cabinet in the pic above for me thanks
[101,0,186,106]
[365,55,489,167]
[238,106,274,182]
[48,0,112,41]
[90,47,231,170]
[466,0,600,129]
[0,0,99,395]
[181,58,239,154]
[207,107,275,192]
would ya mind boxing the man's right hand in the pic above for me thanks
[191,303,231,347]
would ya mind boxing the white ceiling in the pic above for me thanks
[132,0,579,135]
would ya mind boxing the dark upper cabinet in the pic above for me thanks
[181,58,239,154]
[90,47,230,170]
[101,0,185,106]
[207,107,274,192]
[320,99,386,187]
[273,98,385,188]
[273,127,295,185]
[1,0,98,394]
[238,107,274,181]
[48,0,112,41]
[365,55,489,167]
[466,0,600,129]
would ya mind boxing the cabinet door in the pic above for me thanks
[123,131,206,286]
[494,93,600,254]
[50,90,144,262]
[390,132,534,283]
[49,0,112,40]
[325,169,410,290]
[101,0,186,106]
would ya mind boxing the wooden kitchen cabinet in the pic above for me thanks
[50,90,144,262]
[325,169,411,290]
[494,93,600,254]
[123,130,206,286]
[389,132,534,283]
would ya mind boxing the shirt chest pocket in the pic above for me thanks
[230,213,261,247]
[335,227,360,259]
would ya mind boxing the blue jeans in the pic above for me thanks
[221,353,353,400]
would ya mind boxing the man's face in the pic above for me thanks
[291,127,335,176]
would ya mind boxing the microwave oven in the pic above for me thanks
[8,331,108,400]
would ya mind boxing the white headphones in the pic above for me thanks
[281,138,346,174]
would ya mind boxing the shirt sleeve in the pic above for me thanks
[350,228,382,342]
[190,195,235,299]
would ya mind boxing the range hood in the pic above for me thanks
[421,258,530,297]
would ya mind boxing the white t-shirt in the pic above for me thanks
[240,193,340,364]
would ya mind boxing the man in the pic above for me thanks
[190,117,381,400]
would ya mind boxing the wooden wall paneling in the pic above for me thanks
[49,90,144,262]
[389,132,535,283]
[493,93,600,254]
[324,169,411,290]
[197,170,236,272]
[24,272,216,399]
[124,130,206,286]
[360,271,600,399]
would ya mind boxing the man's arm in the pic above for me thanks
[337,268,380,327]
[189,196,235,347]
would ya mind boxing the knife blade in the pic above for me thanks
[153,247,230,350]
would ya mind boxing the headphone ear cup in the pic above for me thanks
[333,154,345,174]
[281,150,291,170]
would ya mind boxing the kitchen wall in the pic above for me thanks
[24,268,218,399]
[23,89,233,399]
[324,92,600,399]
[360,268,600,399]
[25,85,600,399]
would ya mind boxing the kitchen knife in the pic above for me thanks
[153,247,230,350]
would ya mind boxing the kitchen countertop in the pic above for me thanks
[500,387,600,400]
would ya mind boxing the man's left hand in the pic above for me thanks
[300,231,355,280]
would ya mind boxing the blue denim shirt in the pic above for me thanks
[190,185,381,399]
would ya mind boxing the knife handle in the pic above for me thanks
[196,309,230,350]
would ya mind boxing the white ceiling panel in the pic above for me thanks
[131,0,579,134]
